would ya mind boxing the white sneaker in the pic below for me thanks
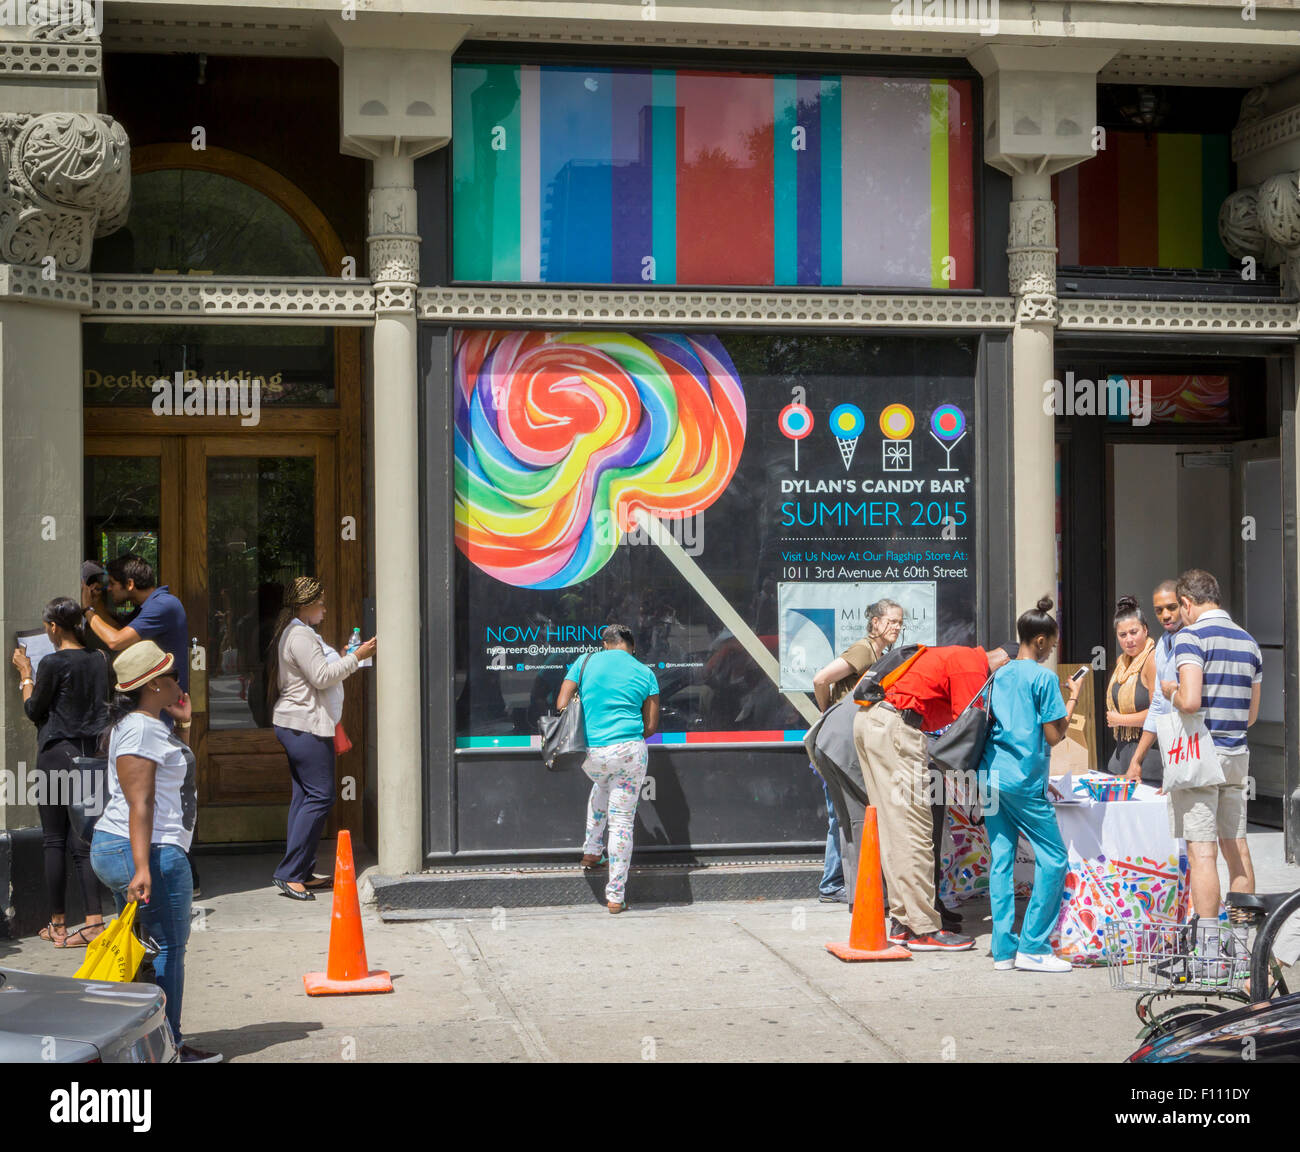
[993,959,1015,971]
[1014,951,1072,973]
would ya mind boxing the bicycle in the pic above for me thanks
[1104,886,1300,1041]
[1231,886,1299,1002]
[1105,918,1252,1041]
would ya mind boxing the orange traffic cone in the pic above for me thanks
[303,830,394,995]
[825,806,912,962]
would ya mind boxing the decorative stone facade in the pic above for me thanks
[0,14,130,274]
[0,112,130,271]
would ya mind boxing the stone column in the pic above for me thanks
[0,15,130,853]
[334,29,461,875]
[968,44,1113,636]
[1007,174,1060,624]
[368,158,423,877]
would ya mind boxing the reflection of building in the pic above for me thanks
[1,4,1298,933]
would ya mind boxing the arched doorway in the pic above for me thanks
[84,146,366,844]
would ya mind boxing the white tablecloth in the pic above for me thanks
[939,781,1189,964]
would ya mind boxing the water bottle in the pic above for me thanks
[345,627,361,656]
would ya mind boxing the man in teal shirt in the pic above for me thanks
[557,625,659,913]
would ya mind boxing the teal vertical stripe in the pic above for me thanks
[651,69,677,285]
[452,63,520,281]
[773,74,799,285]
[1201,133,1231,270]
[819,77,842,287]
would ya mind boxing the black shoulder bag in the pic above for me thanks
[927,673,995,776]
[539,653,593,772]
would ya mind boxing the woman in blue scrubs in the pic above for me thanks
[980,597,1082,973]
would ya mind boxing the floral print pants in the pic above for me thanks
[581,739,648,906]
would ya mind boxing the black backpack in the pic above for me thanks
[851,644,928,708]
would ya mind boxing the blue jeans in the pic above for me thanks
[818,773,845,896]
[90,831,192,1045]
[984,789,1069,962]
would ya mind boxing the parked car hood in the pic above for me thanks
[1128,992,1300,1062]
[0,968,166,1048]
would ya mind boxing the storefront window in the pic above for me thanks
[82,324,336,407]
[92,169,327,276]
[450,63,976,289]
[1052,131,1230,269]
[453,329,979,747]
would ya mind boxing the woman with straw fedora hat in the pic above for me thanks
[90,639,221,1062]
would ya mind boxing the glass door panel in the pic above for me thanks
[205,455,316,731]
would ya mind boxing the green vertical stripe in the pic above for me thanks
[773,74,798,285]
[1157,134,1202,268]
[929,80,950,290]
[452,63,520,281]
[819,77,842,287]
[1201,133,1232,270]
[651,69,677,285]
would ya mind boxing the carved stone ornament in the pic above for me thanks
[1258,171,1300,251]
[374,282,415,313]
[1014,275,1058,326]
[367,183,418,285]
[0,111,130,271]
[29,1,101,41]
[1239,86,1270,127]
[1218,187,1265,259]
[1007,198,1057,305]
[368,234,419,285]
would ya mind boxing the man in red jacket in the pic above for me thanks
[854,644,1011,952]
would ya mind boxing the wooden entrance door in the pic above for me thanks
[84,432,359,844]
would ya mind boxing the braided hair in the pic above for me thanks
[264,576,325,714]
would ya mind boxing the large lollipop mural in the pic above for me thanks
[454,329,820,724]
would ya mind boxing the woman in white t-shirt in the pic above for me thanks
[90,640,220,1063]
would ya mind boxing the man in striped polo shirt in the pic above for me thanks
[1167,568,1262,922]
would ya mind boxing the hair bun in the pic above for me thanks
[1035,596,1054,614]
[1116,594,1139,613]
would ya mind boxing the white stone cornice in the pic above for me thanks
[416,287,1016,329]
[1057,298,1298,334]
[1233,104,1300,165]
[87,275,376,323]
[0,40,100,78]
[69,278,1300,335]
[0,263,92,308]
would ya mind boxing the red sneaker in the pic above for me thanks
[906,929,975,952]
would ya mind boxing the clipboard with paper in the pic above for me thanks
[14,627,54,677]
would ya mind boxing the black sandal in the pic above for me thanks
[38,920,67,944]
[56,923,105,949]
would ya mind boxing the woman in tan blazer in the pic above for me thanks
[265,576,375,899]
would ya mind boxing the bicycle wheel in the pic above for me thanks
[1142,1003,1230,1041]
[1248,888,1300,1002]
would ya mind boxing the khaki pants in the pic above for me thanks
[854,704,940,935]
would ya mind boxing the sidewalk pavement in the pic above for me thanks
[2,828,1295,1063]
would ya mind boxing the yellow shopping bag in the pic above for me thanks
[74,901,146,982]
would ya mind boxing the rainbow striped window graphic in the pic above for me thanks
[452,63,975,290]
[1052,132,1231,269]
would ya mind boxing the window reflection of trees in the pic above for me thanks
[207,458,314,730]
